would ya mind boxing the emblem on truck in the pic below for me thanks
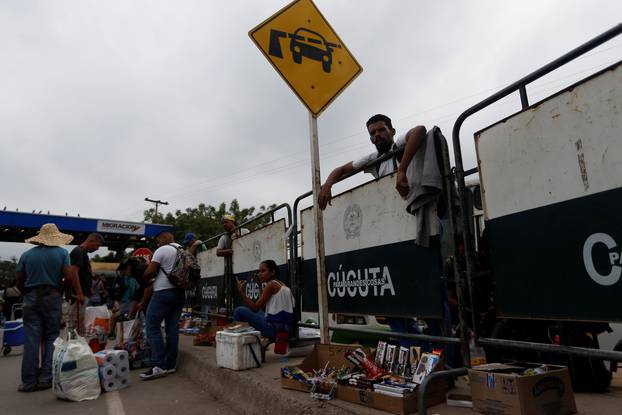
[253,240,262,262]
[343,204,362,239]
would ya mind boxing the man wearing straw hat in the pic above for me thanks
[15,223,84,392]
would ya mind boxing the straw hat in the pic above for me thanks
[222,214,236,223]
[25,223,74,246]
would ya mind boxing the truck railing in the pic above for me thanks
[451,24,622,364]
[224,203,293,317]
[186,204,292,318]
[293,128,473,365]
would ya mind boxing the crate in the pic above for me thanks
[215,330,262,371]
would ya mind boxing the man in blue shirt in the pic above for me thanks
[15,223,83,392]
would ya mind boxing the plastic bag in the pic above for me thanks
[52,330,101,401]
[84,306,111,336]
[116,316,141,346]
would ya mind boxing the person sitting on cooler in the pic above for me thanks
[233,259,294,340]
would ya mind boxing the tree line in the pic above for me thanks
[0,257,17,287]
[143,199,277,248]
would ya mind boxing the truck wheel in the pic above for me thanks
[610,339,622,373]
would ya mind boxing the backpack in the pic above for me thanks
[161,244,201,290]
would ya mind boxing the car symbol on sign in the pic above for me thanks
[289,28,338,73]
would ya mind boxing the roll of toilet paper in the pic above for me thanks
[114,350,128,364]
[94,350,115,366]
[99,364,117,381]
[102,378,120,392]
[116,376,129,390]
[116,362,129,376]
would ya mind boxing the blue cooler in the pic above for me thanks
[3,320,24,347]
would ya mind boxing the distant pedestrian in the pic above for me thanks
[88,273,108,306]
[68,233,104,334]
[140,232,184,380]
[15,223,83,392]
[108,260,140,339]
[2,280,22,321]
[216,214,249,257]
[182,232,205,257]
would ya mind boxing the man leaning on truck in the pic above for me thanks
[318,114,449,350]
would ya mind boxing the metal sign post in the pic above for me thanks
[308,113,330,342]
[250,0,362,343]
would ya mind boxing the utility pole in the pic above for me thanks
[144,197,168,222]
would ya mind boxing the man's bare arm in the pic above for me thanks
[64,265,84,304]
[318,161,355,210]
[396,126,427,197]
[216,248,233,257]
[143,261,160,283]
[15,271,25,293]
[133,285,153,316]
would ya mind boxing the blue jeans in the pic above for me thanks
[233,307,275,339]
[146,288,184,370]
[22,288,62,387]
[387,277,453,353]
[387,317,425,349]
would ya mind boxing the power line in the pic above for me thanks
[113,55,620,219]
[144,198,169,221]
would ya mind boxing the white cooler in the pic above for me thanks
[215,330,262,370]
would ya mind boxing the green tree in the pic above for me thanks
[144,199,277,247]
[0,257,17,287]
[91,252,118,263]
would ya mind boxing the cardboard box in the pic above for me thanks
[281,343,448,414]
[336,379,447,415]
[469,363,577,415]
[281,343,368,392]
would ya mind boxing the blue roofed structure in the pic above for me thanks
[0,210,173,253]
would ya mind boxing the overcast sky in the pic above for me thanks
[1,0,620,258]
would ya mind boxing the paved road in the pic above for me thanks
[0,347,237,415]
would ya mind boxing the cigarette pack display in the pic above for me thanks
[396,347,409,377]
[412,353,440,384]
[375,341,387,367]
[409,346,421,371]
[384,344,397,373]
[345,348,384,379]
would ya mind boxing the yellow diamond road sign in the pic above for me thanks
[249,0,362,116]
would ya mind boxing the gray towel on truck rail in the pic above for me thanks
[404,126,443,247]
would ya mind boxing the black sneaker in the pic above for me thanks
[167,366,177,374]
[17,384,37,393]
[139,366,167,380]
[36,382,52,391]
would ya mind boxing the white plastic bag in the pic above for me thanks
[116,319,135,346]
[116,314,145,346]
[84,306,111,338]
[52,330,101,401]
